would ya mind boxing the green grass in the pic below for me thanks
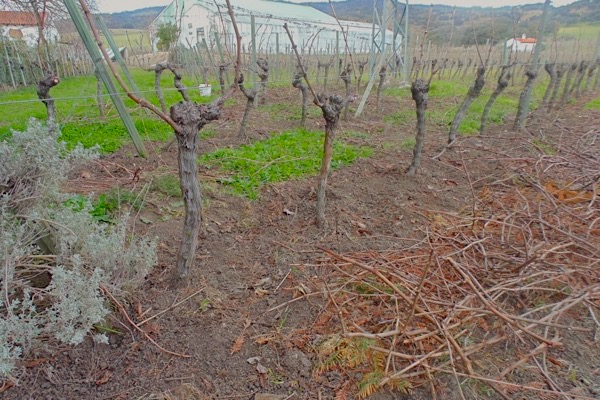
[151,174,182,198]
[400,137,416,149]
[382,77,546,135]
[585,98,600,110]
[0,67,217,152]
[200,129,373,199]
[558,24,600,41]
[103,29,152,51]
[383,86,411,97]
[384,110,412,124]
[263,102,322,121]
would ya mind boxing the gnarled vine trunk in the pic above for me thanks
[256,58,269,105]
[547,64,565,111]
[316,95,346,228]
[37,74,60,134]
[448,65,485,143]
[341,64,352,121]
[292,72,309,127]
[480,66,511,134]
[558,62,577,108]
[170,101,221,284]
[238,73,257,140]
[540,63,557,110]
[376,65,387,112]
[406,79,429,176]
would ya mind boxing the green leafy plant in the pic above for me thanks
[200,129,372,199]
[400,137,417,149]
[156,22,179,50]
[585,98,600,109]
[64,189,144,224]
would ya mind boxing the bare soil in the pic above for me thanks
[3,85,599,400]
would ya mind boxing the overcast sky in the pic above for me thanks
[97,0,579,14]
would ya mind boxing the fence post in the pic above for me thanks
[213,31,229,85]
[1,36,17,88]
[275,32,280,82]
[63,0,147,158]
[11,42,27,86]
[251,14,257,90]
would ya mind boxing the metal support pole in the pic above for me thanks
[251,14,257,90]
[64,0,147,157]
[404,0,409,82]
[95,15,143,98]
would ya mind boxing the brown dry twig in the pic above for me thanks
[99,285,191,358]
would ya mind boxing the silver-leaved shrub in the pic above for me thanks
[0,120,157,379]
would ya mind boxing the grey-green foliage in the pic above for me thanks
[0,120,157,378]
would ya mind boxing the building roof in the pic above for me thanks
[0,11,46,26]
[516,38,537,43]
[153,0,380,31]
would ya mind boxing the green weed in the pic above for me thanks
[384,110,412,124]
[200,129,373,199]
[263,102,321,121]
[383,86,410,97]
[532,139,557,155]
[342,130,370,139]
[400,137,416,149]
[64,188,143,223]
[152,174,182,198]
[585,98,600,109]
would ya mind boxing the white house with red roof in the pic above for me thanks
[0,10,58,46]
[506,34,537,52]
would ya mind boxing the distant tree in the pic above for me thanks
[156,22,178,51]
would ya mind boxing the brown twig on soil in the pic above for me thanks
[137,287,206,327]
[99,285,191,358]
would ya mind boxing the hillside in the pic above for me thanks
[304,0,600,45]
[103,0,600,46]
[102,6,165,29]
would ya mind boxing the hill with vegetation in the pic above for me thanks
[303,0,600,45]
[102,6,165,30]
[103,0,599,46]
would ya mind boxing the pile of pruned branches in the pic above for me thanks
[308,130,599,398]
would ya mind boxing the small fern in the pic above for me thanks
[357,371,384,399]
[314,335,413,399]
[314,336,374,374]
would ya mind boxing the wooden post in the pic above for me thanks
[214,31,229,85]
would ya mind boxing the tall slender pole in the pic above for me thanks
[64,0,147,157]
[513,0,550,129]
[95,15,143,98]
[251,14,257,90]
[404,0,409,82]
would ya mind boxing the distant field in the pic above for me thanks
[558,24,600,41]
[101,29,152,53]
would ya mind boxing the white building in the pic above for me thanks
[0,10,58,46]
[149,0,395,55]
[505,34,537,52]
